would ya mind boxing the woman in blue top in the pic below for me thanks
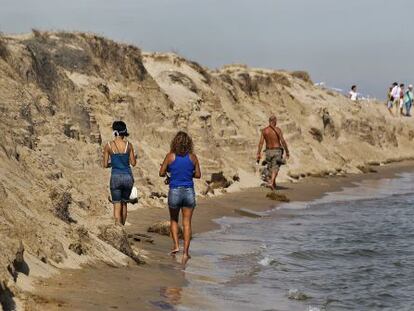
[159,131,201,264]
[103,121,137,226]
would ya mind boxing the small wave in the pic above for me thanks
[347,248,378,257]
[287,288,310,301]
[260,243,268,249]
[289,250,324,260]
[308,306,321,311]
[258,256,280,266]
[276,202,310,210]
[393,261,403,267]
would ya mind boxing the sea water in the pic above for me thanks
[178,173,414,311]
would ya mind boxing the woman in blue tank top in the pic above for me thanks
[159,131,201,265]
[103,121,137,226]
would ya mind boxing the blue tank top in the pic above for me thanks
[109,141,132,175]
[168,153,195,188]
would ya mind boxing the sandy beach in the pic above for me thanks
[31,161,414,310]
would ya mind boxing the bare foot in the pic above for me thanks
[261,183,273,190]
[181,254,191,265]
[169,248,180,256]
[268,183,276,191]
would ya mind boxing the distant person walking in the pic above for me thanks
[404,84,413,117]
[348,85,358,101]
[387,82,398,115]
[159,131,201,265]
[399,84,405,116]
[390,82,401,116]
[257,115,290,191]
[103,121,137,226]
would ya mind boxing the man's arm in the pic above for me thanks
[257,130,265,161]
[276,128,290,158]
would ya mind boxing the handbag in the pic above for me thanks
[129,186,139,204]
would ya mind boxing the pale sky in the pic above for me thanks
[1,0,413,98]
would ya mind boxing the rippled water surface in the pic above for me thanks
[181,173,414,311]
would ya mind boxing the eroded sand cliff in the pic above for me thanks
[0,31,413,309]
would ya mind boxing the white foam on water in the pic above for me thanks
[287,288,310,301]
[260,243,268,249]
[258,256,273,266]
[275,201,310,210]
[317,173,414,204]
[213,215,255,226]
[274,172,414,211]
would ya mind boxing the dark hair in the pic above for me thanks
[400,83,405,87]
[112,121,129,137]
[351,85,357,90]
[170,131,193,156]
[393,82,398,86]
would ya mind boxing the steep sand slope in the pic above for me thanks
[0,31,413,308]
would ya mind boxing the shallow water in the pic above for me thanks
[180,173,414,311]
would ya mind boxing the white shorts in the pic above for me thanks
[400,99,404,108]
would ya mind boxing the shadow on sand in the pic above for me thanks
[0,284,16,311]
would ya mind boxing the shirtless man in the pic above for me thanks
[256,115,290,190]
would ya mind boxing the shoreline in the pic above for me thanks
[31,161,414,310]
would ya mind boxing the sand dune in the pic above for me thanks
[0,31,413,308]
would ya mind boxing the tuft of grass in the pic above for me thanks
[168,71,198,93]
[0,33,10,60]
[291,71,313,84]
[31,28,48,41]
[237,72,259,95]
[270,72,291,87]
[187,60,211,84]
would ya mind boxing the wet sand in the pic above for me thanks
[33,161,414,310]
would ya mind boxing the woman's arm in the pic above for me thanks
[159,153,173,177]
[190,154,201,179]
[103,143,110,168]
[129,143,137,167]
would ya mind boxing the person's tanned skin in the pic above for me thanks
[257,115,290,190]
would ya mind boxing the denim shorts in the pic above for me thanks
[168,187,196,209]
[110,174,134,203]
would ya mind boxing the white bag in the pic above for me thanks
[129,186,138,201]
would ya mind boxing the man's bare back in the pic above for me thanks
[262,126,282,149]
